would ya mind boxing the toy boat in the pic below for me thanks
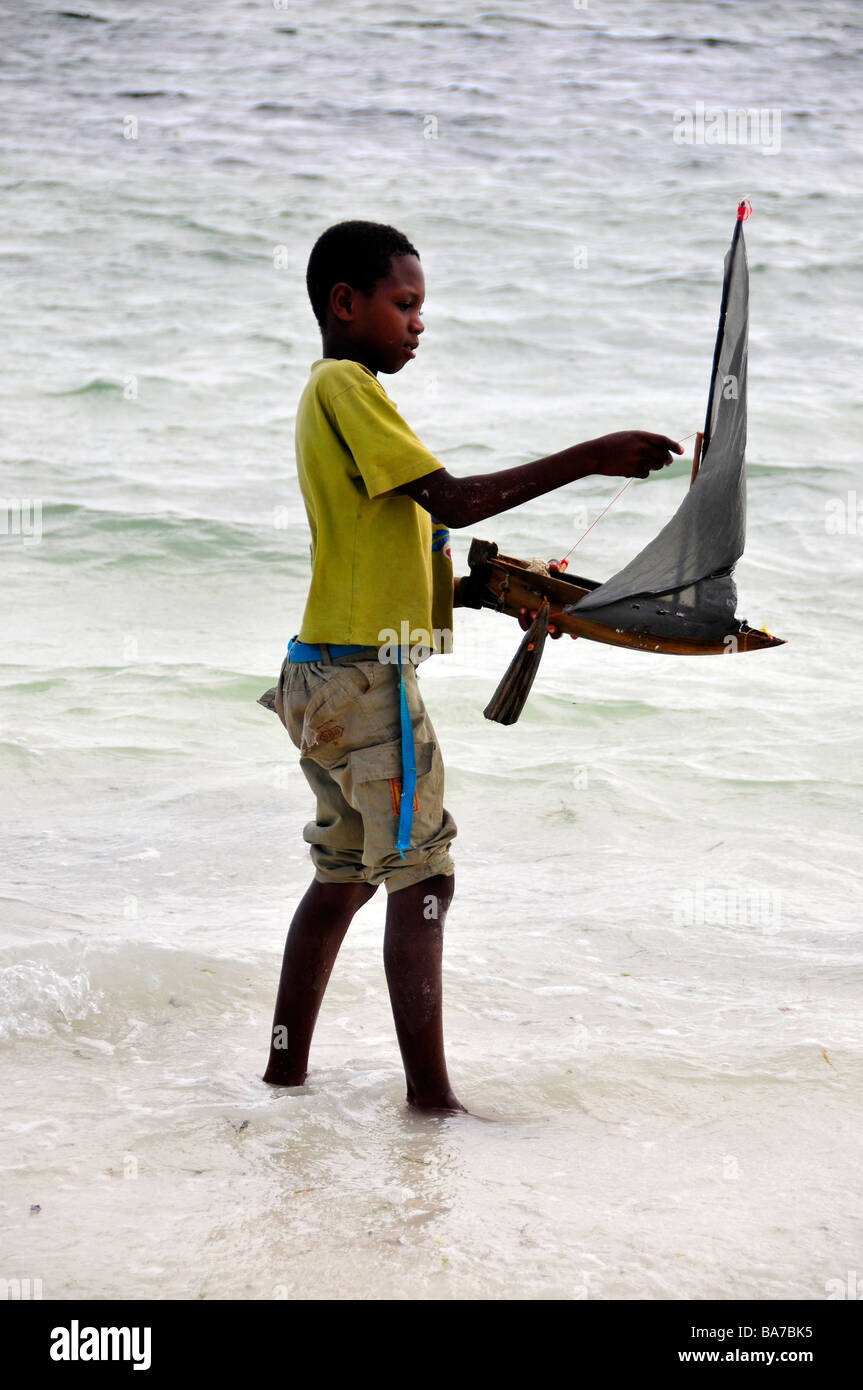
[469,203,785,723]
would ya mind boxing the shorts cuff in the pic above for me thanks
[381,851,455,895]
[312,866,370,887]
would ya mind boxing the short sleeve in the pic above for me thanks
[326,375,442,499]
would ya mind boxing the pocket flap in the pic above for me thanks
[350,738,435,784]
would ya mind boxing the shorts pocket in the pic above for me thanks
[291,666,376,756]
[350,737,435,783]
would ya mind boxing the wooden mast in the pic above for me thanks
[690,430,704,487]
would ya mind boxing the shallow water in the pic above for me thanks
[2,0,862,1300]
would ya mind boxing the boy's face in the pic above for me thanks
[330,253,425,375]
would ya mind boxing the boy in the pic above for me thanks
[262,219,681,1113]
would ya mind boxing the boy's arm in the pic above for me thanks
[397,430,682,529]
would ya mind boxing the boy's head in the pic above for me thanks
[306,219,425,375]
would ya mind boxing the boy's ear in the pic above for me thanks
[330,281,355,323]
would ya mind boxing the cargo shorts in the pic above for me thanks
[270,648,456,894]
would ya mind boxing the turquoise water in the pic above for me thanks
[2,0,862,1299]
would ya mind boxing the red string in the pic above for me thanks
[557,479,634,569]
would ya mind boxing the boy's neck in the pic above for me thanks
[320,336,378,376]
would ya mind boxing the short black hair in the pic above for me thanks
[305,220,419,329]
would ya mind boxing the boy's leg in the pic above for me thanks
[383,871,465,1113]
[263,877,378,1086]
[270,654,461,1108]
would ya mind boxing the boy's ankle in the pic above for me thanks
[262,1064,307,1087]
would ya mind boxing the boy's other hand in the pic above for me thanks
[592,431,683,479]
[517,606,576,639]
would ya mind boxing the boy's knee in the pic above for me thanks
[388,871,454,922]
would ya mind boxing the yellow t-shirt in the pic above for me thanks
[295,358,454,650]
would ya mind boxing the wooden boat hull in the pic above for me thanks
[467,539,784,654]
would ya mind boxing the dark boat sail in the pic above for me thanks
[469,205,784,724]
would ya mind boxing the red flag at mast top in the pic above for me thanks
[737,198,752,221]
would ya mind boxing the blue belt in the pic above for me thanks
[286,635,417,859]
[287,637,372,661]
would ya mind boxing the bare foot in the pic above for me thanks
[406,1089,468,1114]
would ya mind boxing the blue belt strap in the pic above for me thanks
[395,651,416,860]
[285,634,417,857]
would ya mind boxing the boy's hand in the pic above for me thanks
[591,431,683,479]
[518,607,575,639]
[453,572,486,609]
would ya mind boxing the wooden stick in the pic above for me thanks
[483,600,551,725]
[690,431,704,487]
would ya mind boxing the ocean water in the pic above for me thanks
[2,0,862,1300]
